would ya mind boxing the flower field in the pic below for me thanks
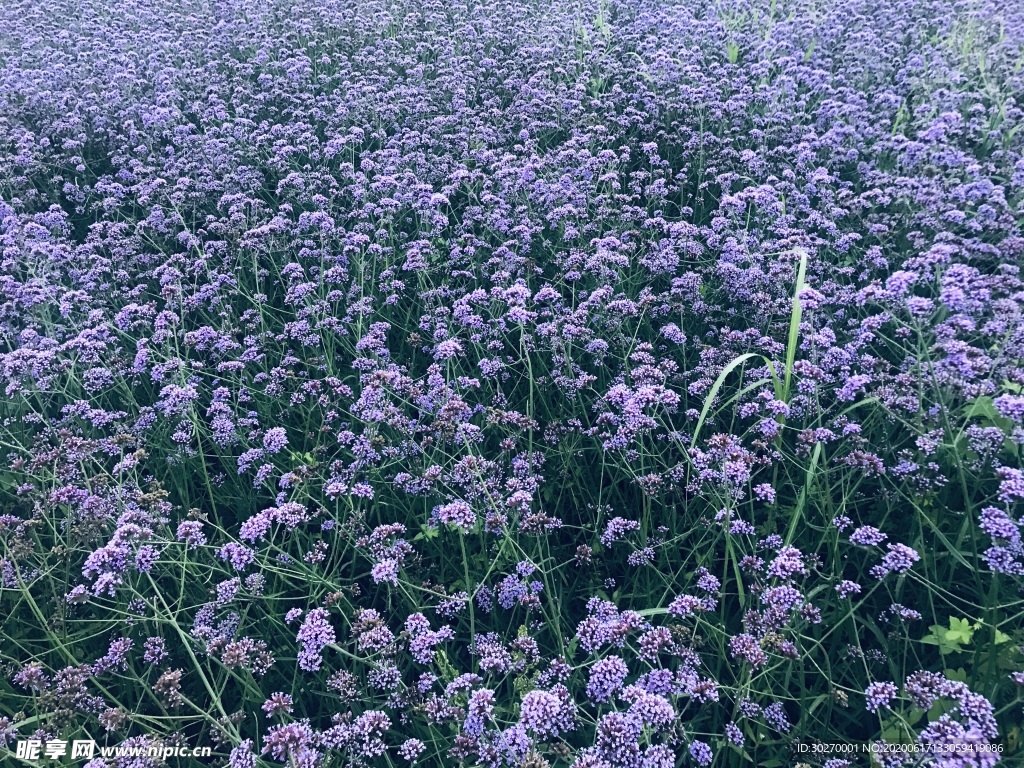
[1,0,1024,765]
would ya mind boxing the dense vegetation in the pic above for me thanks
[1,0,1023,765]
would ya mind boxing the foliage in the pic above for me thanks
[0,0,1023,766]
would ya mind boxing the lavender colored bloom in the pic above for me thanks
[464,688,495,736]
[218,542,256,571]
[143,637,167,665]
[92,637,133,674]
[993,395,1024,421]
[865,681,899,713]
[997,467,1024,504]
[263,721,317,762]
[296,608,335,672]
[979,507,1020,541]
[520,685,576,739]
[13,663,48,692]
[849,526,887,547]
[586,656,629,703]
[689,740,713,766]
[835,580,863,598]
[405,613,453,664]
[262,692,294,717]
[764,702,791,733]
[176,521,206,548]
[262,427,289,454]
[870,543,921,578]
[725,722,744,746]
[229,740,258,768]
[601,517,640,546]
[832,516,854,532]
[766,546,808,580]
[371,558,400,585]
[398,739,425,762]
[432,500,476,532]
[729,633,767,668]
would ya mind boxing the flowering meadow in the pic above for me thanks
[1,0,1024,765]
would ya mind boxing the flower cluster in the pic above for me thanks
[0,0,1021,765]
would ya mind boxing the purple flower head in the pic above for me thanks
[766,546,808,580]
[836,580,862,598]
[689,740,713,766]
[849,526,887,547]
[176,520,206,548]
[262,692,294,717]
[432,500,476,533]
[994,395,1024,422]
[229,740,258,768]
[263,427,288,454]
[398,739,425,762]
[729,633,768,667]
[519,685,576,739]
[296,608,335,672]
[870,543,921,578]
[586,656,629,703]
[979,507,1020,541]
[601,517,640,546]
[143,637,167,665]
[865,681,899,713]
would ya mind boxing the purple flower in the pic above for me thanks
[835,580,862,598]
[725,722,744,746]
[997,467,1024,504]
[850,526,887,546]
[371,558,399,585]
[263,427,288,454]
[229,740,258,768]
[433,339,464,360]
[218,542,256,571]
[398,739,425,762]
[176,521,206,548]
[764,702,791,733]
[865,681,899,713]
[729,633,768,667]
[994,395,1024,421]
[979,507,1020,540]
[586,656,629,703]
[464,688,495,736]
[296,608,335,672]
[520,685,576,739]
[13,663,48,692]
[432,500,476,532]
[870,543,921,578]
[143,637,167,665]
[601,517,640,546]
[92,637,133,674]
[766,546,808,580]
[262,692,294,717]
[689,740,713,766]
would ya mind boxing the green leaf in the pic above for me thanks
[782,247,808,402]
[922,622,966,654]
[964,396,998,420]
[946,617,975,645]
[927,698,955,721]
